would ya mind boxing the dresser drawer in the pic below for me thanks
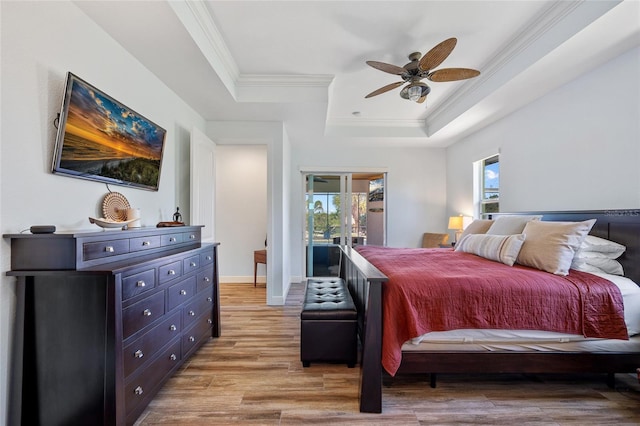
[123,311,181,378]
[129,235,161,253]
[183,292,214,329]
[200,251,214,266]
[160,232,183,247]
[196,267,214,293]
[122,292,166,339]
[182,230,200,243]
[83,238,129,261]
[167,276,197,311]
[125,339,181,417]
[182,314,212,357]
[122,269,156,300]
[158,260,182,284]
[183,254,200,275]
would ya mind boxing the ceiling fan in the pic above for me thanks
[365,37,480,104]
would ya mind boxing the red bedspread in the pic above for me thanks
[355,246,628,376]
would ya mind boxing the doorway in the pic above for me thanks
[303,172,386,277]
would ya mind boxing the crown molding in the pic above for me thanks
[169,1,333,103]
[168,0,239,98]
[328,117,425,128]
[237,74,334,88]
[236,74,334,102]
[425,0,620,136]
[325,117,428,138]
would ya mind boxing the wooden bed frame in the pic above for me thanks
[339,209,640,413]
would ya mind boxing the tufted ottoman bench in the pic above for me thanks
[300,277,358,368]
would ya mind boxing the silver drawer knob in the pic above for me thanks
[134,386,143,395]
[134,349,144,359]
[169,237,177,242]
[204,277,210,283]
[142,241,151,246]
[168,270,176,275]
[190,262,197,267]
[105,246,114,253]
[206,256,212,261]
[189,234,196,239]
[189,336,195,342]
[179,289,187,296]
[207,319,212,324]
[143,309,152,316]
[170,324,177,331]
[207,297,212,302]
[136,280,146,288]
[188,310,195,316]
[170,354,177,361]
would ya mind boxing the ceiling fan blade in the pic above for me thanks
[366,61,407,75]
[418,37,457,71]
[428,68,480,82]
[416,95,427,104]
[365,81,404,98]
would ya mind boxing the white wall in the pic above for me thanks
[290,143,447,280]
[281,128,292,297]
[447,47,640,215]
[0,2,206,422]
[215,145,268,282]
[205,121,291,305]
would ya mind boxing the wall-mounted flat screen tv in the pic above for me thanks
[52,72,166,191]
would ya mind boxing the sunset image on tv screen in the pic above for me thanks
[57,76,165,189]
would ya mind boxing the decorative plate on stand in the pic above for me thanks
[102,192,131,221]
[89,217,137,229]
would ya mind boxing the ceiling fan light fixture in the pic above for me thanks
[407,85,422,102]
[400,83,430,101]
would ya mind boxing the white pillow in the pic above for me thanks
[486,215,542,235]
[455,233,526,266]
[516,219,596,276]
[572,263,610,275]
[578,235,626,259]
[572,251,624,276]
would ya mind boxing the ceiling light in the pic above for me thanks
[407,85,422,102]
[399,83,430,102]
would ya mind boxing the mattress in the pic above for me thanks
[405,272,640,353]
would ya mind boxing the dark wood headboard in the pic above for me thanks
[489,210,640,286]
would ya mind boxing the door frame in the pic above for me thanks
[300,166,388,280]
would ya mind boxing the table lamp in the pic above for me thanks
[448,216,464,244]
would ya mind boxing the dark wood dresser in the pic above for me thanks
[4,226,220,425]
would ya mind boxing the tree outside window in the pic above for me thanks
[308,192,368,243]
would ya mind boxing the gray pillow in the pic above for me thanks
[486,215,543,235]
[516,219,596,275]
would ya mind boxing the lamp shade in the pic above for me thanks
[448,216,464,230]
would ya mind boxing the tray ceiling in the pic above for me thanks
[75,0,639,147]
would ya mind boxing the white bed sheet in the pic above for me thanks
[407,272,640,349]
[402,335,640,353]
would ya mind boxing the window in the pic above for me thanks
[307,191,368,243]
[479,154,499,214]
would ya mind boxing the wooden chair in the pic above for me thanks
[421,232,449,248]
[253,249,267,286]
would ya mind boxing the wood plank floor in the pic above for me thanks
[136,283,640,425]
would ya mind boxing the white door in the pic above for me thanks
[190,127,216,242]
